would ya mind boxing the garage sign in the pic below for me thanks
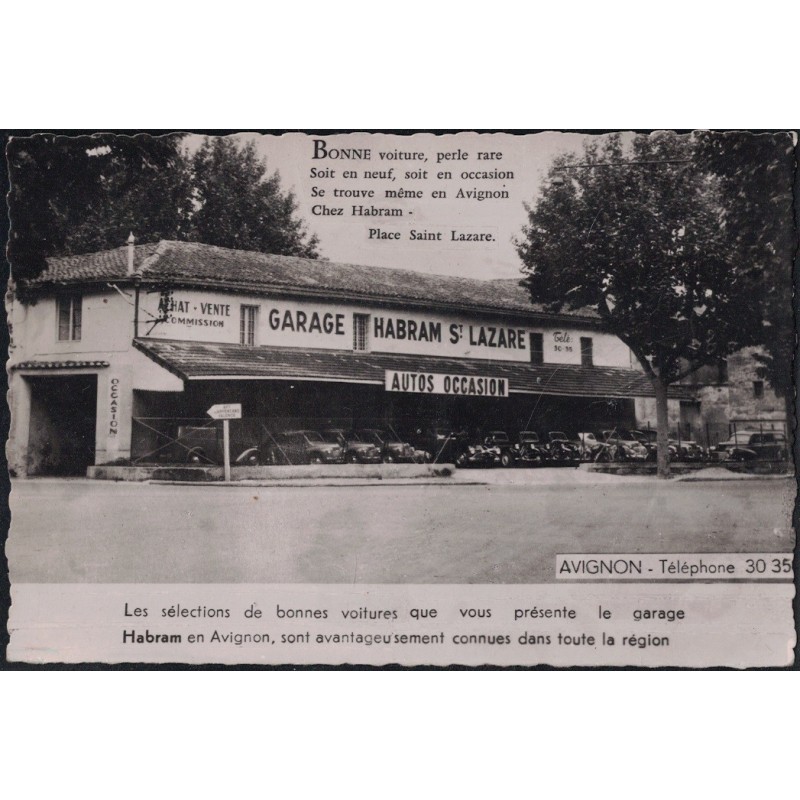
[385,370,508,397]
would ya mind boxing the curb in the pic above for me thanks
[148,479,488,488]
[673,473,793,483]
[143,475,792,488]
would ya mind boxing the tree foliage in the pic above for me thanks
[190,138,318,258]
[518,132,762,381]
[7,133,192,280]
[694,131,796,404]
[516,132,765,475]
[6,133,319,285]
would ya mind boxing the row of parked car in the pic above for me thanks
[265,428,429,465]
[579,428,788,464]
[156,424,788,467]
[163,426,428,466]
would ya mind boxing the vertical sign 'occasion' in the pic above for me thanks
[108,377,119,436]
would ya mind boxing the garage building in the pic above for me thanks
[7,238,692,475]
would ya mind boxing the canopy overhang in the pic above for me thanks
[133,339,694,400]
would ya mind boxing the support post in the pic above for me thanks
[133,276,141,338]
[223,419,231,482]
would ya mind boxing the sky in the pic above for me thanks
[184,131,601,281]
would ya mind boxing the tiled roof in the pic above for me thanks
[134,339,694,400]
[31,240,598,323]
[35,243,161,283]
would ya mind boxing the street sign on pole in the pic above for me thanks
[207,403,242,420]
[207,404,241,481]
[221,419,231,482]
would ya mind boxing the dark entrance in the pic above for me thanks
[27,374,98,475]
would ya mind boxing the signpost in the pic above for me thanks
[207,404,242,482]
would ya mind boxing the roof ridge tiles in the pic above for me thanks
[137,239,170,275]
[46,241,160,264]
[35,239,599,321]
[48,238,523,291]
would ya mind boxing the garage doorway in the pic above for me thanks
[27,375,98,476]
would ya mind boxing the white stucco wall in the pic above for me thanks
[13,284,633,369]
[8,289,184,475]
[10,290,135,359]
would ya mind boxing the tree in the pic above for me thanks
[7,133,192,283]
[7,134,320,288]
[694,131,796,428]
[189,137,319,258]
[516,132,763,477]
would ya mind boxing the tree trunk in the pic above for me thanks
[653,377,671,479]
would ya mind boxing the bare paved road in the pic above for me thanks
[7,477,795,583]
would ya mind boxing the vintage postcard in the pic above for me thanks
[3,130,796,666]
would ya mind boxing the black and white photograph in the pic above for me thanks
[3,130,796,666]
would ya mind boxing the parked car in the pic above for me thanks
[577,432,603,461]
[356,429,418,463]
[265,430,344,465]
[669,439,706,462]
[428,428,460,462]
[483,431,516,467]
[321,429,383,464]
[631,430,707,462]
[454,440,498,468]
[408,427,464,463]
[546,431,582,464]
[631,428,657,444]
[597,429,649,462]
[513,431,549,466]
[165,424,261,466]
[710,431,788,462]
[630,429,658,458]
